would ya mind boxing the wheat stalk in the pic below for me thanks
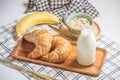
[0,58,57,80]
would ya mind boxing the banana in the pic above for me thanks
[16,12,60,37]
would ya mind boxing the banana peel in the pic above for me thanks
[16,12,60,37]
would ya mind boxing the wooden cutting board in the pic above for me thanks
[11,37,107,76]
[49,22,101,44]
[60,22,101,39]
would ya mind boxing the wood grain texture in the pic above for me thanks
[11,37,107,76]
[60,21,101,40]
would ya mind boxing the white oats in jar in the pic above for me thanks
[69,18,90,29]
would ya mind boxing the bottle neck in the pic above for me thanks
[81,26,94,34]
[78,27,94,40]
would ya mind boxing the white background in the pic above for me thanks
[0,0,120,80]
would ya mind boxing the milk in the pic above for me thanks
[77,27,96,66]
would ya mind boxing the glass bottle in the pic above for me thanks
[77,26,96,66]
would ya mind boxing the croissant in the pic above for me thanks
[41,36,72,63]
[23,30,53,58]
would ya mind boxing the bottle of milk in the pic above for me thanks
[77,26,96,66]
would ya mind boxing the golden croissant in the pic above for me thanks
[23,30,53,58]
[23,30,72,63]
[41,36,72,63]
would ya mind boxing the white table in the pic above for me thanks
[0,0,120,80]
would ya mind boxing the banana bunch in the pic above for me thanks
[16,12,60,37]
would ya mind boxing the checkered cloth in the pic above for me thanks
[25,0,100,19]
[0,20,120,80]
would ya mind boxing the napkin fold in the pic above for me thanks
[25,0,100,18]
